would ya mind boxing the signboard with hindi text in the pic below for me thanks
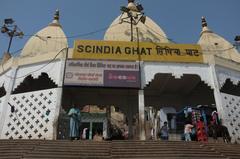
[64,60,140,88]
[73,40,203,63]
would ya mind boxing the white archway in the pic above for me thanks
[159,107,176,129]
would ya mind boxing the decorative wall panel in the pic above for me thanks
[221,93,240,143]
[1,88,59,139]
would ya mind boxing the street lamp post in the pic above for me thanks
[1,18,24,53]
[119,1,147,140]
[120,1,146,42]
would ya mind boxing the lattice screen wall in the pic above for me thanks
[1,88,59,139]
[221,93,240,143]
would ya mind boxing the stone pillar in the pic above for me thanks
[103,120,107,139]
[171,115,176,130]
[106,106,111,139]
[127,106,133,139]
[89,122,93,140]
[154,117,158,140]
[138,89,146,140]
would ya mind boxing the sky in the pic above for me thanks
[0,0,239,57]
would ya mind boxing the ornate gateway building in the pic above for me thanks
[0,1,239,143]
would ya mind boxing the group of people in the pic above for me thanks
[183,118,208,142]
[180,108,231,143]
[158,116,231,143]
[183,118,231,143]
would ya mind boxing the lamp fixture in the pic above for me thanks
[119,1,146,41]
[1,18,24,53]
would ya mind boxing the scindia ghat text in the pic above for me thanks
[76,45,200,56]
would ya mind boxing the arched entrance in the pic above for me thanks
[143,73,215,140]
[58,87,139,140]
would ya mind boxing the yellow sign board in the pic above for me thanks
[73,40,203,63]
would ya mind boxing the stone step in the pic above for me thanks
[0,156,23,159]
[112,147,206,150]
[23,155,110,159]
[30,150,110,155]
[0,151,30,154]
[111,157,224,159]
[111,150,218,154]
[113,145,202,147]
[36,143,111,147]
[0,140,239,159]
[0,153,26,156]
[209,150,240,153]
[24,151,110,155]
[35,145,110,149]
[111,153,226,158]
[34,147,109,151]
[112,145,204,148]
[23,154,111,159]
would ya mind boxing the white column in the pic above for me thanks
[154,118,158,140]
[106,106,111,139]
[103,120,107,139]
[138,89,146,140]
[209,64,225,120]
[127,106,133,139]
[52,48,68,139]
[89,122,93,140]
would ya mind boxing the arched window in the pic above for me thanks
[12,73,57,94]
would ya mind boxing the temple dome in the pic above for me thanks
[104,2,169,43]
[198,17,240,63]
[21,10,68,57]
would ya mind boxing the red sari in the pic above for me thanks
[196,120,208,142]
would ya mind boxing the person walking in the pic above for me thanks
[184,122,194,141]
[209,120,218,143]
[82,128,88,140]
[196,118,208,142]
[68,104,81,140]
[160,121,169,140]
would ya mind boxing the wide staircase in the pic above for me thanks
[0,140,240,159]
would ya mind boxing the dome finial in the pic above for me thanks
[49,9,61,27]
[201,16,207,27]
[54,9,59,21]
[128,0,134,3]
[127,0,138,12]
[200,16,213,37]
